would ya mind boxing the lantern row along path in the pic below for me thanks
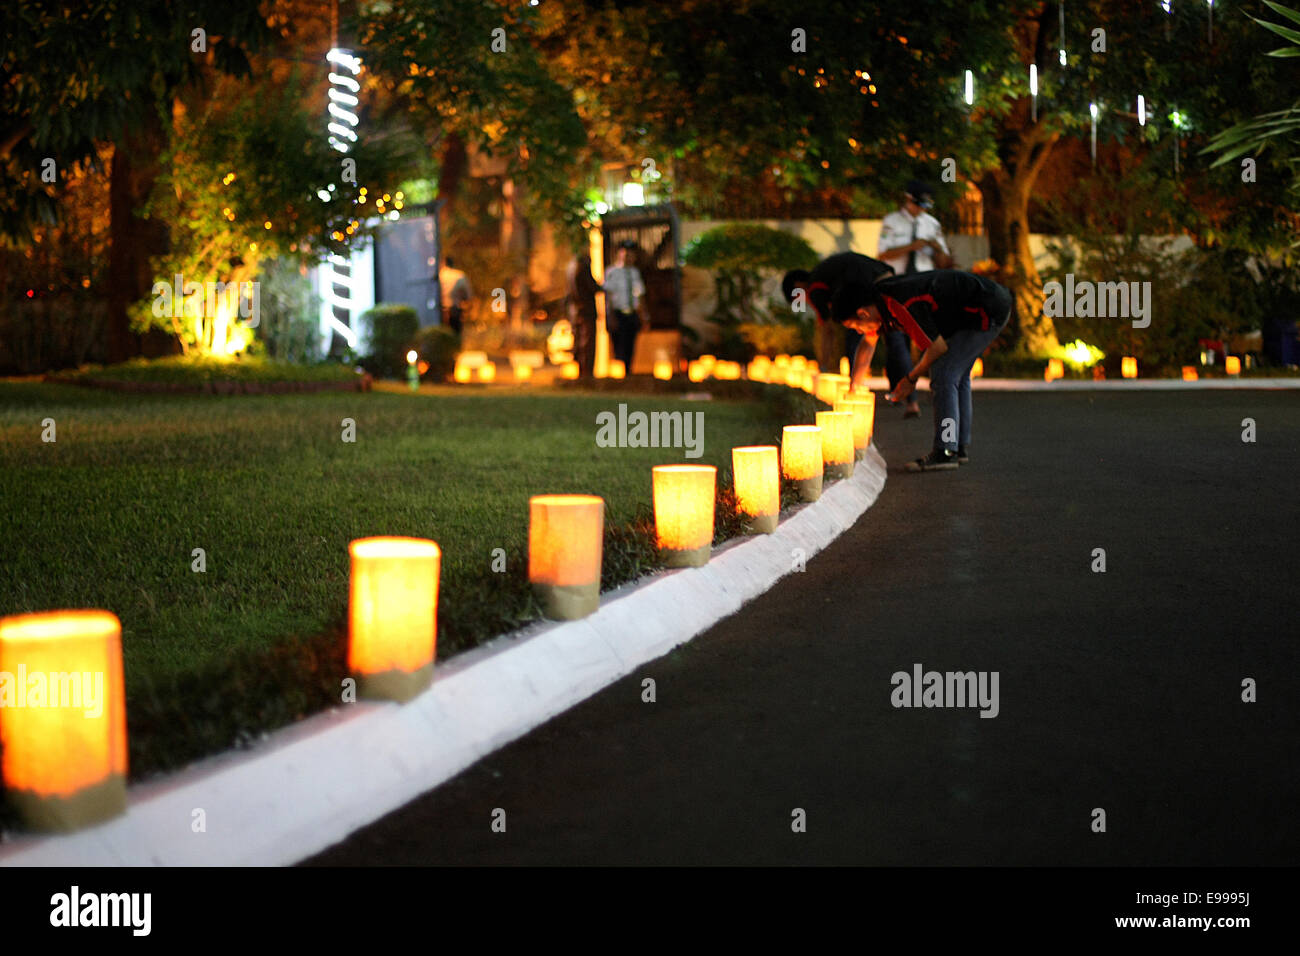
[307,388,1299,866]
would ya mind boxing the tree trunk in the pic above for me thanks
[106,109,170,363]
[979,125,1062,357]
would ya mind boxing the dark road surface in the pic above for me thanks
[307,390,1299,866]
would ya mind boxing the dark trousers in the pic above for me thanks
[884,329,914,392]
[447,305,463,336]
[573,311,597,378]
[611,310,641,367]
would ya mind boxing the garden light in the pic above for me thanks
[561,361,580,380]
[732,445,780,534]
[782,425,823,501]
[609,360,626,379]
[529,495,605,620]
[834,398,873,460]
[0,610,128,831]
[714,361,742,380]
[1122,356,1138,379]
[477,362,497,383]
[654,358,673,380]
[1182,366,1199,381]
[816,410,855,479]
[652,465,717,567]
[348,537,440,702]
[972,358,984,378]
[1226,356,1241,375]
[1045,358,1064,381]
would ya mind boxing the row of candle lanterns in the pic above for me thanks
[0,355,872,834]
[1044,355,1244,382]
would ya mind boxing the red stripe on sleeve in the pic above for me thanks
[883,296,933,350]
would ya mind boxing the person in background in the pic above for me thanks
[603,240,646,369]
[876,180,953,418]
[567,252,601,378]
[439,256,472,336]
[833,269,1012,472]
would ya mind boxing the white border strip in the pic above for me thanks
[1,449,888,867]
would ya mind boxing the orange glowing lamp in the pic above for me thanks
[816,410,855,479]
[1182,365,1198,381]
[652,465,717,567]
[1122,356,1138,379]
[714,361,742,380]
[0,610,128,831]
[453,364,473,383]
[514,363,533,382]
[802,370,815,393]
[782,424,823,501]
[769,364,788,386]
[478,362,497,383]
[348,537,441,702]
[839,356,850,376]
[653,359,673,380]
[732,445,780,534]
[529,495,605,619]
[789,355,807,372]
[971,358,984,378]
[1045,358,1064,381]
[688,361,708,382]
[1225,355,1241,376]
[609,360,626,380]
[834,398,872,459]
[561,361,580,380]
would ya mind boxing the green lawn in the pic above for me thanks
[0,381,814,789]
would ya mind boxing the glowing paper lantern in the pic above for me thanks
[774,354,791,368]
[652,465,717,567]
[816,410,855,479]
[653,359,673,380]
[972,358,984,378]
[802,370,815,393]
[1045,358,1064,381]
[609,360,626,379]
[0,610,127,831]
[457,350,488,369]
[529,495,605,619]
[1226,355,1241,375]
[1182,366,1198,381]
[834,398,872,460]
[688,361,708,382]
[453,364,473,383]
[715,361,742,380]
[348,537,440,702]
[815,373,847,405]
[698,354,717,373]
[732,445,780,534]
[514,363,533,382]
[769,364,788,386]
[478,362,497,383]
[839,356,851,376]
[747,359,771,383]
[1122,356,1138,379]
[561,361,580,380]
[782,425,823,501]
[789,355,807,371]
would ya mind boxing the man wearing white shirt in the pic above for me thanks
[875,180,952,418]
[603,240,646,368]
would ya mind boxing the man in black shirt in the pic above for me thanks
[833,269,1012,472]
[782,251,896,390]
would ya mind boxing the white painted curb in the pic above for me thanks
[0,448,888,867]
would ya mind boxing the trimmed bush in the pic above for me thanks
[410,324,460,381]
[362,303,419,379]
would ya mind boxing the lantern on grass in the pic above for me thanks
[1182,366,1199,381]
[688,361,708,382]
[731,446,780,534]
[561,361,580,380]
[789,355,806,371]
[609,360,626,379]
[834,398,872,460]
[1122,356,1138,379]
[747,359,770,383]
[971,358,984,378]
[529,495,605,619]
[514,362,533,383]
[653,358,673,380]
[478,362,497,383]
[0,610,127,831]
[652,465,717,567]
[715,361,741,380]
[802,370,815,393]
[1045,358,1064,381]
[453,364,473,383]
[769,364,788,386]
[1226,355,1241,376]
[348,537,440,702]
[698,354,717,373]
[782,425,823,501]
[816,411,855,479]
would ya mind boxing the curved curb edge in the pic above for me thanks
[0,448,888,867]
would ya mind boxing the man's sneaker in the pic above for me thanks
[956,446,970,464]
[904,449,960,472]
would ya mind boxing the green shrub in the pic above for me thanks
[362,303,419,379]
[410,324,460,381]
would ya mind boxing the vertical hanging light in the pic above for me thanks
[1029,63,1038,122]
[323,48,363,351]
